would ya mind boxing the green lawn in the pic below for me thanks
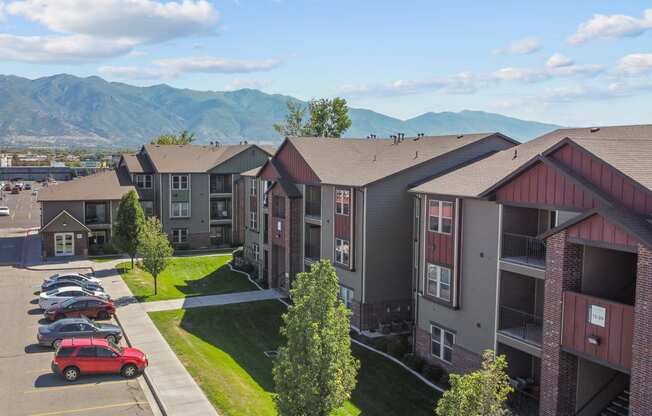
[117,255,257,302]
[150,301,438,416]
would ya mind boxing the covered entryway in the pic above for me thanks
[40,210,90,259]
[54,232,74,256]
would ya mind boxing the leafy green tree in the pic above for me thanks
[113,190,145,268]
[151,130,195,145]
[273,101,306,137]
[273,260,359,416]
[273,97,352,138]
[435,350,513,416]
[138,217,173,295]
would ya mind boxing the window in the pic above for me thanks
[426,264,452,302]
[171,175,189,190]
[85,203,107,224]
[141,201,154,216]
[171,202,189,217]
[134,174,152,189]
[172,229,188,244]
[96,347,115,358]
[431,325,454,363]
[59,324,78,332]
[273,195,285,218]
[253,243,260,261]
[76,347,96,357]
[56,347,75,357]
[250,211,258,230]
[211,199,230,220]
[78,323,95,332]
[335,189,351,216]
[428,200,453,234]
[339,286,354,308]
[335,238,350,266]
[250,178,258,197]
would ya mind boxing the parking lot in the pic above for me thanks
[0,266,155,416]
[0,180,42,230]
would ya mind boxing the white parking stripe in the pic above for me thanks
[28,401,150,416]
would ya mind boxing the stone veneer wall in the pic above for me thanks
[414,327,482,375]
[630,244,652,416]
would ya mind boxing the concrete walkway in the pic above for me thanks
[142,289,282,312]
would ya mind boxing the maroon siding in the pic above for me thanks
[567,213,639,249]
[270,187,288,249]
[259,160,280,181]
[425,197,454,267]
[550,143,652,216]
[275,141,320,184]
[496,160,598,210]
[334,187,354,268]
[562,291,634,370]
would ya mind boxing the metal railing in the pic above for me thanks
[498,306,543,345]
[502,232,546,267]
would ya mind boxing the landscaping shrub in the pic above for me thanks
[421,363,445,384]
[372,337,389,353]
[402,353,426,373]
[386,336,409,359]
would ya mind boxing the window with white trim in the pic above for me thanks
[428,199,453,234]
[171,175,189,190]
[141,201,154,216]
[335,189,351,216]
[171,228,188,244]
[335,238,350,266]
[250,211,257,230]
[250,178,258,197]
[253,243,260,261]
[431,325,454,363]
[171,202,189,217]
[426,263,452,302]
[134,174,152,189]
[339,285,354,309]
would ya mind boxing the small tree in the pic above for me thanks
[113,190,145,268]
[151,130,195,145]
[138,217,173,295]
[303,97,352,138]
[435,350,513,416]
[273,101,306,137]
[273,260,359,416]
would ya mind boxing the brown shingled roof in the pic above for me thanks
[37,169,135,202]
[285,133,515,187]
[143,143,269,173]
[122,153,154,173]
[410,124,652,197]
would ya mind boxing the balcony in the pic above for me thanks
[210,174,232,194]
[502,233,546,268]
[305,185,321,220]
[85,203,109,225]
[498,306,543,346]
[562,291,634,370]
[210,199,231,221]
[304,223,321,262]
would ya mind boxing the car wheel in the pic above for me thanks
[105,335,116,344]
[121,364,138,379]
[52,339,62,349]
[97,311,109,320]
[63,366,79,382]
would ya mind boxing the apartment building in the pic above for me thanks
[38,169,135,257]
[242,133,517,330]
[410,125,652,416]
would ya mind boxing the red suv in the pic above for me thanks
[52,338,148,381]
[44,296,116,321]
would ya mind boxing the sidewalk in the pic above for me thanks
[142,289,282,312]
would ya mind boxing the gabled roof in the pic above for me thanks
[241,166,262,177]
[410,124,652,197]
[268,178,302,198]
[143,143,272,173]
[37,169,135,202]
[41,210,90,233]
[121,153,154,174]
[280,133,515,187]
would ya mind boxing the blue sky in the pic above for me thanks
[1,1,652,127]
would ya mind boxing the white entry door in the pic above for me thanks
[54,233,74,256]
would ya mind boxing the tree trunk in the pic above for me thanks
[154,275,158,295]
[131,255,134,269]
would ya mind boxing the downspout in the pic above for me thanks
[360,187,367,330]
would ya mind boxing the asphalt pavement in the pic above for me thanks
[0,181,42,230]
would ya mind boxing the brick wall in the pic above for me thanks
[631,244,652,416]
[414,327,482,375]
[540,231,582,416]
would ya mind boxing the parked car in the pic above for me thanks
[24,183,32,190]
[43,296,115,322]
[15,182,24,190]
[3,184,11,191]
[11,187,19,194]
[42,273,101,290]
[51,338,148,381]
[37,317,122,348]
[39,286,109,310]
[42,277,104,293]
[0,207,9,216]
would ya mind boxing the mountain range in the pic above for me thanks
[0,74,560,148]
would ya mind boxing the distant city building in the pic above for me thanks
[80,160,101,168]
[0,154,11,167]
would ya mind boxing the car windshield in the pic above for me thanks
[45,289,60,295]
[109,340,123,355]
[60,298,76,307]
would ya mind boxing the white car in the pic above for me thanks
[0,206,9,216]
[38,286,109,310]
[43,273,101,288]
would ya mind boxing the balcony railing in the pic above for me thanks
[305,200,321,218]
[501,232,546,268]
[305,241,320,261]
[498,306,543,346]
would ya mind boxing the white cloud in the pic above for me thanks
[568,9,652,44]
[549,63,603,77]
[494,37,542,55]
[224,78,272,91]
[0,33,133,63]
[492,67,549,82]
[340,72,486,97]
[543,85,595,102]
[618,53,652,75]
[6,0,219,44]
[607,78,652,95]
[153,56,282,74]
[98,65,163,80]
[546,53,573,68]
[0,2,6,23]
[127,50,147,57]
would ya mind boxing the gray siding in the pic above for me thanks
[161,173,211,236]
[417,198,500,356]
[365,135,512,304]
[42,201,84,226]
[208,148,270,174]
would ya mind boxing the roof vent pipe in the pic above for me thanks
[513,149,518,159]
[590,127,600,133]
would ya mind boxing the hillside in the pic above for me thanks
[0,74,560,148]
